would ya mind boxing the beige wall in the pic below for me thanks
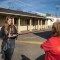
[18,26,27,31]
[17,18,49,32]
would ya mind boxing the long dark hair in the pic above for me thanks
[4,16,14,35]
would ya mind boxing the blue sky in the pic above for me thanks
[0,0,60,17]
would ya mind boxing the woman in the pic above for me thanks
[0,16,18,60]
[41,22,60,60]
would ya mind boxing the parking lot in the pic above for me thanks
[0,31,52,60]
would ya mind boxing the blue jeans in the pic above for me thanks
[2,39,15,60]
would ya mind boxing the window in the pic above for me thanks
[42,20,45,25]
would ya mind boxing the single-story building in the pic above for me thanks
[0,8,51,33]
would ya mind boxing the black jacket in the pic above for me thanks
[0,25,18,40]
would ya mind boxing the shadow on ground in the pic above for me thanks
[34,31,53,39]
[21,55,30,60]
[35,54,45,60]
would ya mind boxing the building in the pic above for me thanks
[0,8,51,33]
[46,16,60,26]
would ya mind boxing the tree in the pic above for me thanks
[46,13,51,16]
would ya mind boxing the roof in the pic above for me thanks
[0,8,46,18]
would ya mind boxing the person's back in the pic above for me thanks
[41,22,60,60]
[42,37,60,60]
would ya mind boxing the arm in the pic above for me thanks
[0,26,5,40]
[13,26,18,39]
[14,26,18,35]
[41,39,52,52]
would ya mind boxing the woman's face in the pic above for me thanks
[7,18,12,25]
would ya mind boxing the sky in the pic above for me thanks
[0,0,60,17]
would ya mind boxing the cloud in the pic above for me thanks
[0,0,60,17]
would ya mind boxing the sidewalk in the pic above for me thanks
[18,29,52,35]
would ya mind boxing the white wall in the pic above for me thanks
[47,16,60,26]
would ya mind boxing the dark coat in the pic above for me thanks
[0,25,18,51]
[0,25,18,40]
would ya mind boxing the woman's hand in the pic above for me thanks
[12,34,17,37]
[8,33,17,38]
[8,34,12,38]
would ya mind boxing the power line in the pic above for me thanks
[15,0,38,10]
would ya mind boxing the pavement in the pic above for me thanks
[0,30,53,60]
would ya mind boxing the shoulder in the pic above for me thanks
[48,37,58,42]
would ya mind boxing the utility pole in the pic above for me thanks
[56,5,59,18]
